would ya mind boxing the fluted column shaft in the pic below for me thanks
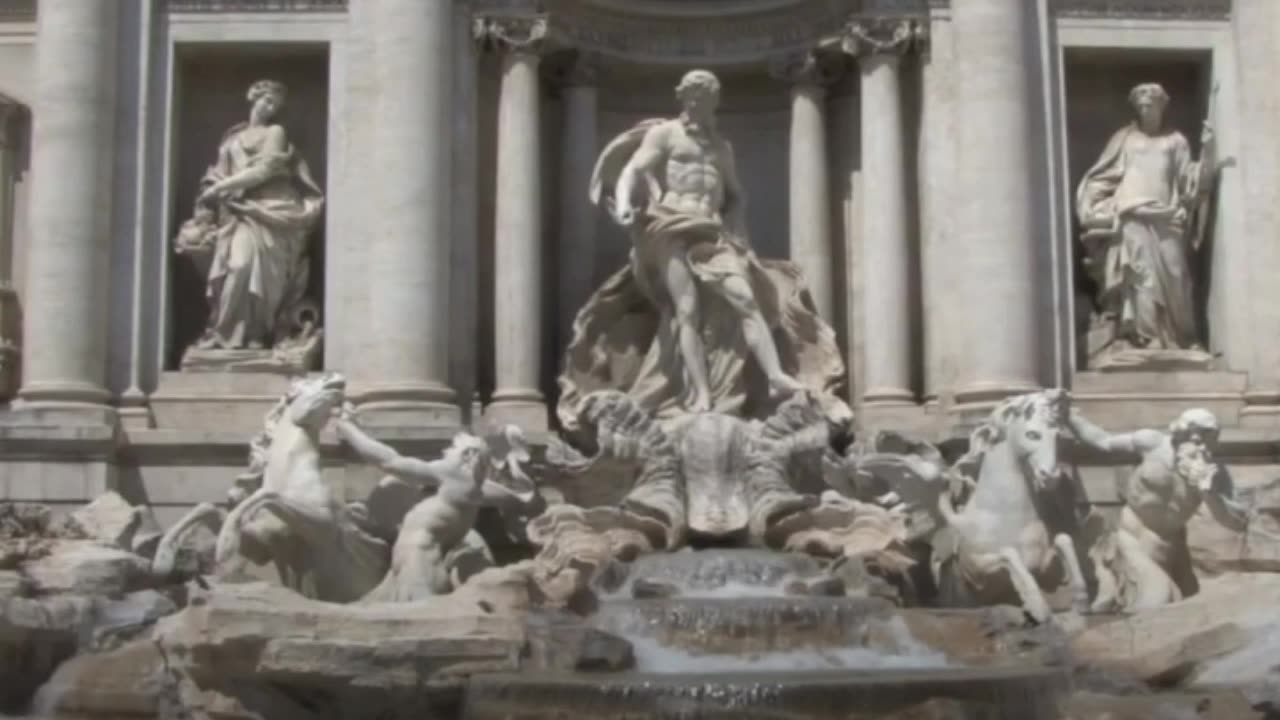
[951,0,1040,404]
[773,53,835,320]
[17,0,119,414]
[359,0,459,426]
[483,17,548,429]
[847,20,916,406]
[557,55,599,358]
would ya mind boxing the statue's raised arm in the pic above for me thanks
[590,118,668,228]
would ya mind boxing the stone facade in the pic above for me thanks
[2,0,1280,524]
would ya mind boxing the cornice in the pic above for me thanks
[1050,0,1230,20]
[163,0,347,12]
[476,0,869,65]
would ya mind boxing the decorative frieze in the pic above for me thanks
[840,17,924,57]
[474,15,550,56]
[767,50,843,87]
[1050,0,1230,20]
[475,0,863,64]
[164,0,347,12]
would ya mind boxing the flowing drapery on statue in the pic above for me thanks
[174,79,325,372]
[557,101,846,431]
[1075,83,1218,370]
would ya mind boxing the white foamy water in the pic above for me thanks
[624,616,952,673]
[626,636,951,673]
[601,580,796,601]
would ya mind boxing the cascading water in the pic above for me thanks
[461,549,1069,719]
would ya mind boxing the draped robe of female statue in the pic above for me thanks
[1075,83,1217,369]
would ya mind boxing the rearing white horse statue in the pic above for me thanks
[932,389,1088,623]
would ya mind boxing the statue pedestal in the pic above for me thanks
[149,371,300,434]
[1089,345,1217,373]
[179,333,322,375]
[1073,370,1247,429]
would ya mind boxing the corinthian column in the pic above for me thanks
[556,53,600,358]
[845,19,918,406]
[950,0,1041,404]
[13,0,119,420]
[771,52,837,321]
[359,0,459,426]
[478,16,549,430]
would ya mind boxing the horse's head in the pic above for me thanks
[996,389,1069,489]
[285,372,347,429]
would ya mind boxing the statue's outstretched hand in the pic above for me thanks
[607,196,637,228]
[338,401,358,424]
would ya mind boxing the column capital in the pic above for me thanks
[840,17,925,59]
[767,50,843,89]
[473,14,549,57]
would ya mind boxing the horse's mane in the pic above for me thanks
[239,382,302,486]
[953,392,1060,480]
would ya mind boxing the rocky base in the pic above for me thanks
[4,496,1280,719]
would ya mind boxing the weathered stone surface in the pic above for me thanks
[850,699,997,719]
[157,581,524,683]
[0,594,92,713]
[21,541,152,597]
[1063,689,1261,720]
[0,569,27,599]
[0,589,181,715]
[29,638,165,720]
[65,492,143,550]
[1070,573,1280,685]
[149,562,611,720]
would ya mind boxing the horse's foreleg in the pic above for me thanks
[153,502,224,578]
[997,547,1052,624]
[1053,533,1089,613]
[214,490,276,573]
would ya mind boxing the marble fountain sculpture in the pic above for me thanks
[5,70,1280,720]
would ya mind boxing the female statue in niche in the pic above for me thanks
[174,78,325,371]
[1076,82,1219,370]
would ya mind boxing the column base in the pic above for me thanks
[351,381,461,428]
[5,380,118,428]
[17,379,112,406]
[952,380,1041,407]
[116,386,155,431]
[485,389,548,432]
[861,387,916,407]
[1,402,119,429]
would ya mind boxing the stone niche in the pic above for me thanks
[1063,48,1212,368]
[167,44,330,371]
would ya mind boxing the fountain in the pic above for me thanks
[461,548,1069,719]
[6,64,1279,720]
